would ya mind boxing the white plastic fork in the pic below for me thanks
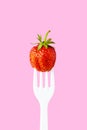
[33,68,55,130]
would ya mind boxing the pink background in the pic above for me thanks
[0,0,87,130]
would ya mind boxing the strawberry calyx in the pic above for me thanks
[37,30,55,50]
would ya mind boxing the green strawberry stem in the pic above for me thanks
[44,30,51,43]
[37,30,55,50]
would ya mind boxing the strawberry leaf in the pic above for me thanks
[46,38,55,44]
[37,34,42,42]
[38,44,43,50]
[46,38,52,43]
[48,41,55,44]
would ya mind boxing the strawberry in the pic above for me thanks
[29,30,56,72]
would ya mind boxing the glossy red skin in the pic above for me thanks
[30,45,56,72]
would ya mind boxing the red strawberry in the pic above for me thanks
[29,30,56,72]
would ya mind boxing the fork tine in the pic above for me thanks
[45,72,48,88]
[39,72,43,88]
[50,68,55,87]
[33,68,38,88]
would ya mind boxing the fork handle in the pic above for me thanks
[40,104,48,130]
